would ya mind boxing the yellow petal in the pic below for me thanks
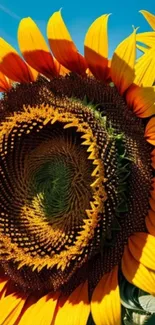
[18,17,58,79]
[122,245,155,294]
[47,10,87,75]
[136,32,155,48]
[84,14,110,80]
[0,293,26,325]
[0,279,8,299]
[91,266,121,325]
[145,117,155,145]
[126,84,155,117]
[136,44,149,53]
[0,38,38,83]
[18,292,59,325]
[54,281,90,325]
[140,10,155,30]
[128,232,155,271]
[134,47,155,86]
[111,29,136,95]
[0,72,12,92]
[122,246,155,295]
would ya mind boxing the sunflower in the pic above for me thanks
[0,9,155,325]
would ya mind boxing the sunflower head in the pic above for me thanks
[0,8,155,325]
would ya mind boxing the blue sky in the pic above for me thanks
[0,0,154,57]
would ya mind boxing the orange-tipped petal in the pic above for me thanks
[84,14,110,81]
[111,29,136,95]
[140,10,155,30]
[18,17,58,79]
[0,38,38,83]
[47,10,87,75]
[122,245,155,294]
[91,266,121,325]
[0,293,26,325]
[54,281,90,325]
[145,117,155,145]
[126,84,155,117]
[128,232,155,271]
[0,72,12,92]
[134,47,155,86]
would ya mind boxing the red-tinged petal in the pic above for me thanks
[122,246,155,294]
[91,266,121,325]
[0,72,12,92]
[136,32,155,48]
[145,117,155,145]
[84,14,110,81]
[128,232,155,270]
[126,84,155,118]
[140,10,155,30]
[134,48,155,86]
[54,282,90,325]
[18,17,59,79]
[145,208,155,235]
[47,10,87,75]
[111,29,136,95]
[149,198,155,212]
[54,57,70,76]
[0,293,26,325]
[0,38,38,83]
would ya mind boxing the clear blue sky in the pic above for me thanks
[0,0,154,58]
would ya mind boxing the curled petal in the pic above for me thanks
[84,14,110,80]
[111,29,136,95]
[145,117,155,145]
[0,38,38,83]
[122,246,155,294]
[18,17,58,79]
[136,44,149,53]
[91,266,121,325]
[54,281,90,325]
[134,48,155,86]
[136,32,155,48]
[47,10,87,75]
[126,84,155,118]
[140,10,155,30]
[128,232,155,270]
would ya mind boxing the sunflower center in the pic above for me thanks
[0,74,152,295]
[32,160,72,218]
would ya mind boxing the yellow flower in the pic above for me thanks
[0,9,155,325]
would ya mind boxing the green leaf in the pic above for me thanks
[139,295,155,314]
